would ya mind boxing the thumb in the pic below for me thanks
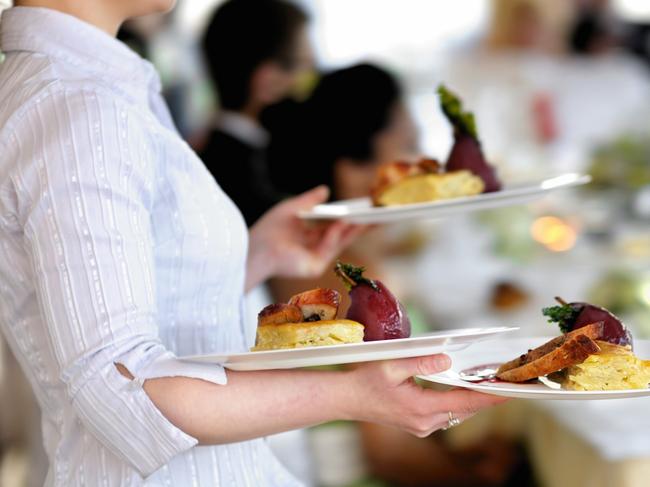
[384,354,452,384]
[288,185,330,211]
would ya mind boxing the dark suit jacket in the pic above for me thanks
[200,129,285,226]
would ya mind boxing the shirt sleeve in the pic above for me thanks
[10,84,226,477]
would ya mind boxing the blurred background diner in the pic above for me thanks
[2,0,650,485]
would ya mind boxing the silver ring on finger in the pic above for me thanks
[442,411,462,430]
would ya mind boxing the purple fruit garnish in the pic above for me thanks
[335,261,411,341]
[438,84,502,192]
[542,297,632,348]
[446,133,501,192]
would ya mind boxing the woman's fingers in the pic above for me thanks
[349,358,506,439]
[309,220,350,265]
[287,185,330,212]
[381,354,452,385]
[338,223,367,248]
[433,388,509,416]
[414,410,479,438]
[406,390,506,438]
[314,221,365,262]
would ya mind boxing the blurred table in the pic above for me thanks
[444,397,650,487]
[528,406,650,487]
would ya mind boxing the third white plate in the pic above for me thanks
[418,337,650,400]
[300,173,591,224]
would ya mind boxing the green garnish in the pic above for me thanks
[542,304,579,334]
[437,84,478,140]
[334,261,378,291]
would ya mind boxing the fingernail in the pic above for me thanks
[435,355,451,371]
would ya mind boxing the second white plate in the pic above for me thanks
[418,337,650,400]
[181,326,518,371]
[299,173,591,224]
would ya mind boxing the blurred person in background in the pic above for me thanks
[0,1,508,486]
[200,0,314,226]
[445,0,650,178]
[486,0,573,54]
[267,63,419,201]
[568,0,650,69]
[569,0,621,56]
[267,63,419,305]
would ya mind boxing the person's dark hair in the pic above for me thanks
[202,0,308,111]
[307,63,401,162]
[569,7,616,55]
[265,63,402,197]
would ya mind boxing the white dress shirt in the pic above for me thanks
[0,7,300,486]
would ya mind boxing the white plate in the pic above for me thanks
[299,173,591,224]
[418,337,650,400]
[180,327,518,371]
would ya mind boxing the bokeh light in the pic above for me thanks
[530,216,578,252]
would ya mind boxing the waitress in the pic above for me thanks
[0,1,506,485]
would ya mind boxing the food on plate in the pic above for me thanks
[496,298,650,390]
[496,324,603,382]
[253,318,364,351]
[257,303,303,327]
[253,289,363,351]
[335,261,411,341]
[252,263,412,350]
[370,159,484,207]
[550,341,650,391]
[288,288,340,321]
[371,159,437,205]
[438,84,501,193]
[369,85,501,207]
[542,296,632,347]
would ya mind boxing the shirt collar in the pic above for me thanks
[0,6,161,102]
[216,111,270,149]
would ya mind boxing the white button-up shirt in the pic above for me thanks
[0,6,300,486]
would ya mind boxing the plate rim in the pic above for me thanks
[418,336,650,399]
[180,326,519,365]
[299,172,591,220]
[419,370,650,397]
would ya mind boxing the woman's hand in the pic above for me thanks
[246,186,365,291]
[342,355,508,437]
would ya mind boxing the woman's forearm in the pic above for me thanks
[134,355,507,446]
[142,369,352,444]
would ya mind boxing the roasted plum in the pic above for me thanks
[446,133,501,192]
[542,297,632,348]
[335,262,411,341]
[288,288,341,322]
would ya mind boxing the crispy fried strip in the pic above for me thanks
[258,303,303,327]
[497,322,604,375]
[496,334,601,383]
